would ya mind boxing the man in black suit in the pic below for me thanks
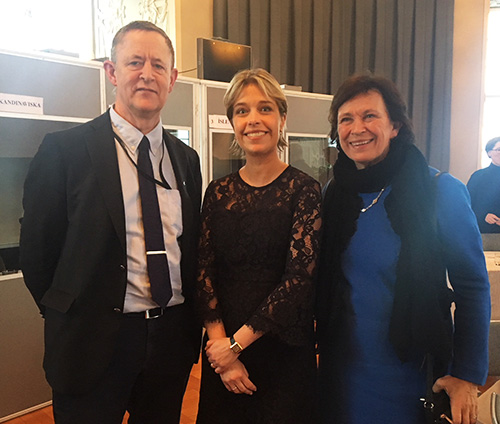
[20,21,202,423]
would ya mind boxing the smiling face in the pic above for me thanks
[104,29,178,127]
[231,83,286,158]
[337,90,400,169]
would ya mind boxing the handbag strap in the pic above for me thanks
[423,353,436,413]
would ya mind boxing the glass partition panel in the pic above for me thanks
[211,131,244,181]
[288,134,337,187]
[0,118,83,272]
[165,127,190,146]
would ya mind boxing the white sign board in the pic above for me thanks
[0,93,44,115]
[209,114,232,129]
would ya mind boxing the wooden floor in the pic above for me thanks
[4,361,201,424]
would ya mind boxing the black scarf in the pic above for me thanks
[316,136,454,368]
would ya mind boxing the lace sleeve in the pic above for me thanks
[246,177,322,344]
[196,181,223,324]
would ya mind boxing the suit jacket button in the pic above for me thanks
[113,308,122,313]
[119,264,126,271]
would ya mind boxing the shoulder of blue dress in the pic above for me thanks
[428,168,472,212]
[428,166,465,187]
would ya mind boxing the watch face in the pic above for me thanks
[230,340,243,354]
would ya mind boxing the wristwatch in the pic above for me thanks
[229,336,243,354]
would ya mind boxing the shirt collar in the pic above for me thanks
[109,106,163,155]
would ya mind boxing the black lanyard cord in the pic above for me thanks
[113,132,172,190]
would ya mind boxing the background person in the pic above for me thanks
[196,68,322,424]
[316,74,490,424]
[20,21,202,424]
[467,136,500,233]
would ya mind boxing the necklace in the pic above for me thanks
[360,185,387,213]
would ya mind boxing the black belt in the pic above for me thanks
[123,303,186,320]
[124,307,164,319]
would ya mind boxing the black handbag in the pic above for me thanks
[421,354,452,424]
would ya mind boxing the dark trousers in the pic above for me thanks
[52,304,195,424]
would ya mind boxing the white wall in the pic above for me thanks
[450,0,489,183]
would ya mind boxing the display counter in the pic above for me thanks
[478,378,500,424]
[485,252,500,320]
[0,272,51,422]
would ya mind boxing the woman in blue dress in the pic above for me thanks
[316,75,490,424]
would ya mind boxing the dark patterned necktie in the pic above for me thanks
[137,136,172,308]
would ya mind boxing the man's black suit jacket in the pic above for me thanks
[20,111,202,395]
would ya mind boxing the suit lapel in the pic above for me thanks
[83,123,193,255]
[85,112,126,250]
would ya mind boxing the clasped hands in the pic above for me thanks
[205,337,257,395]
[485,213,500,226]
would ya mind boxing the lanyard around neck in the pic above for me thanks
[113,132,172,190]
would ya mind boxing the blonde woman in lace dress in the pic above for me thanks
[196,68,322,424]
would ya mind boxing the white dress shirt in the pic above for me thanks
[110,107,184,312]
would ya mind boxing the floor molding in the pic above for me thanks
[0,401,52,423]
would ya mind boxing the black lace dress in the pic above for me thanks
[196,166,322,424]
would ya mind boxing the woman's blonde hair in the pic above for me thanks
[224,68,288,153]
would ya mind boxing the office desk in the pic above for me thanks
[478,379,500,424]
[0,273,51,420]
[485,252,500,320]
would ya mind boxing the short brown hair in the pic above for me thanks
[110,21,175,68]
[224,68,288,152]
[329,74,414,145]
